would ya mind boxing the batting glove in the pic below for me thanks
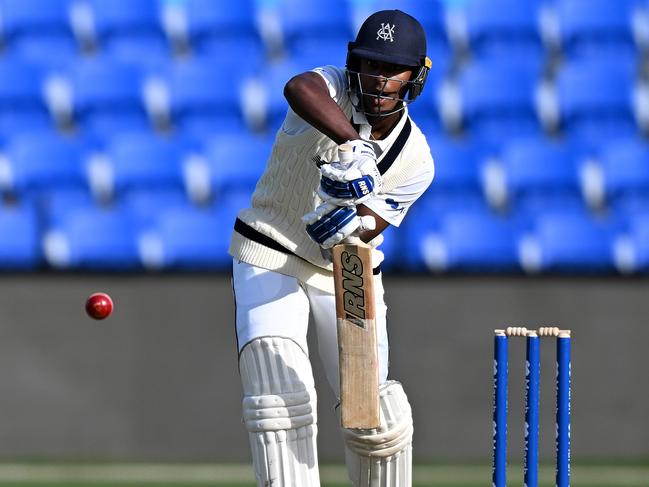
[318,140,383,207]
[302,202,376,249]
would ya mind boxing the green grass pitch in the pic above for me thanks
[0,462,647,487]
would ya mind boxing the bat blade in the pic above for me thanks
[333,240,380,429]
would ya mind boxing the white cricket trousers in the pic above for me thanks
[232,259,390,397]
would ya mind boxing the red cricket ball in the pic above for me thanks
[85,292,113,320]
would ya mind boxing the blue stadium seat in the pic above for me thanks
[412,189,488,219]
[219,188,253,222]
[611,193,649,220]
[194,36,265,75]
[453,59,541,140]
[10,41,78,73]
[556,0,637,59]
[462,0,544,58]
[290,39,349,74]
[520,212,615,273]
[404,190,488,257]
[597,138,649,206]
[251,59,303,132]
[166,58,248,138]
[69,58,150,136]
[555,58,637,141]
[185,133,272,202]
[185,0,264,58]
[0,58,52,136]
[118,187,191,230]
[0,203,42,269]
[426,136,486,195]
[102,38,171,70]
[36,187,95,227]
[614,214,649,273]
[484,137,582,210]
[0,134,87,196]
[409,107,443,141]
[0,0,78,61]
[44,206,140,270]
[84,0,169,55]
[411,209,520,273]
[141,201,240,270]
[512,192,590,232]
[89,133,187,200]
[408,135,492,231]
[277,0,354,59]
[204,133,270,192]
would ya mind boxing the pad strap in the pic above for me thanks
[243,389,316,432]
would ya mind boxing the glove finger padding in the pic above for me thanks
[305,206,358,248]
[357,215,376,232]
[320,163,365,183]
[317,213,376,249]
[303,203,376,249]
[302,202,337,225]
[320,161,382,190]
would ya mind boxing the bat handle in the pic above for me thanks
[337,143,375,245]
[342,236,363,245]
[338,143,354,165]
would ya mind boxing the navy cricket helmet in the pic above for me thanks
[346,9,432,116]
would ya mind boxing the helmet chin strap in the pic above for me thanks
[346,70,410,118]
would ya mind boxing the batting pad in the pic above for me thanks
[239,337,320,487]
[342,380,413,486]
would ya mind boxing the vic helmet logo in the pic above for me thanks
[376,23,395,42]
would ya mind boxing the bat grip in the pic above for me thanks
[342,235,363,245]
[338,143,354,165]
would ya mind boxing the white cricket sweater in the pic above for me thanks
[229,65,434,293]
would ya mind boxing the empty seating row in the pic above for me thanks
[1,53,648,141]
[399,202,649,274]
[1,0,648,275]
[0,132,272,203]
[1,132,648,214]
[437,56,649,143]
[0,195,244,270]
[2,0,648,65]
[2,194,649,273]
[1,130,648,209]
[410,134,649,212]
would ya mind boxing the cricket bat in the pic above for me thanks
[332,144,380,429]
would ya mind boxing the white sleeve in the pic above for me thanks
[310,65,348,105]
[362,159,435,227]
[281,65,347,136]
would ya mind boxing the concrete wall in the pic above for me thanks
[0,274,647,462]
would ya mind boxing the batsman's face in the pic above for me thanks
[358,58,413,116]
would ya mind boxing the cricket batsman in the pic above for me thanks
[229,9,435,486]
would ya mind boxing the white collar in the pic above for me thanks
[351,105,410,150]
[351,108,372,140]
